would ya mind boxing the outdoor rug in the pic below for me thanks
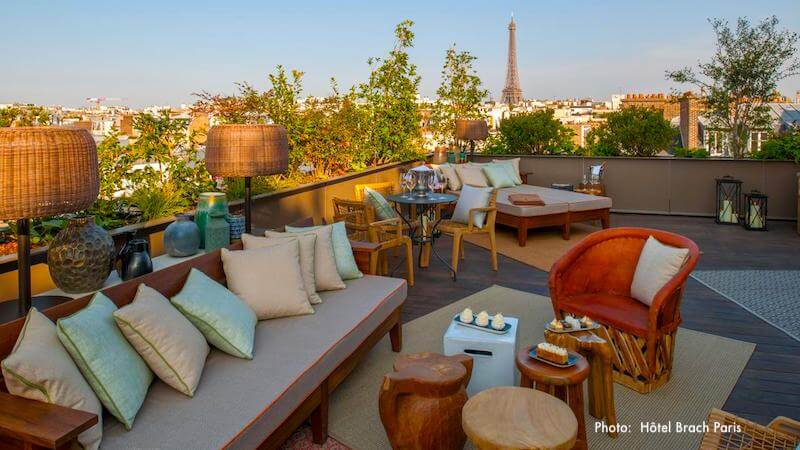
[329,285,754,450]
[462,223,598,272]
[692,270,800,342]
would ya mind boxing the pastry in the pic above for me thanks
[549,319,564,331]
[475,311,490,327]
[580,316,593,327]
[536,342,569,365]
[459,308,474,324]
[564,315,581,330]
[491,313,505,330]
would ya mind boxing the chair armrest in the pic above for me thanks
[349,240,381,275]
[467,207,496,230]
[0,392,97,449]
[647,246,701,332]
[768,416,800,440]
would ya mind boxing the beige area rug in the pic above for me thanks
[329,285,755,450]
[463,223,599,272]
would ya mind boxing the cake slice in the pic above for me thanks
[536,343,569,365]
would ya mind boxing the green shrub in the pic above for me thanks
[587,107,674,157]
[673,147,709,158]
[494,110,575,155]
[751,133,800,161]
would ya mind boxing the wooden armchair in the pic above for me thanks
[332,197,414,287]
[548,227,700,393]
[355,182,395,201]
[438,190,498,274]
[699,409,800,449]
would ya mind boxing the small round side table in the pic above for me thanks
[516,347,590,450]
[462,386,577,450]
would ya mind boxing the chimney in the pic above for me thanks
[680,94,701,149]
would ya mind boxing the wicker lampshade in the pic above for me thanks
[0,127,99,220]
[205,124,289,177]
[454,119,489,141]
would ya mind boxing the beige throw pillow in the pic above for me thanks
[265,227,345,292]
[438,164,462,191]
[2,308,103,450]
[630,236,690,306]
[242,233,321,304]
[221,242,314,320]
[114,284,210,396]
[455,164,490,187]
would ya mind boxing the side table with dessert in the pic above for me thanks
[546,315,618,438]
[516,342,590,450]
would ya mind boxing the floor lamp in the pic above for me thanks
[455,119,489,161]
[205,124,289,234]
[0,127,99,318]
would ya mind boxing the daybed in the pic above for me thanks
[0,240,405,449]
[495,184,611,246]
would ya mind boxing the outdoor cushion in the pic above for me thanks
[559,292,649,337]
[171,268,257,359]
[100,275,407,449]
[452,185,493,228]
[220,244,314,320]
[494,185,611,217]
[491,158,523,185]
[364,186,396,220]
[631,236,690,306]
[455,164,489,187]
[482,163,516,188]
[275,226,347,291]
[57,293,153,430]
[438,163,462,191]
[243,233,321,305]
[114,284,209,397]
[2,308,103,450]
[286,222,362,281]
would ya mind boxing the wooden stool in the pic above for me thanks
[516,347,590,450]
[462,386,577,450]
[380,352,473,450]
[544,329,618,438]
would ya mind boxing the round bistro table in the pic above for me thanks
[387,192,459,280]
[462,386,577,450]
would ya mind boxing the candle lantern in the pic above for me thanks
[743,191,768,231]
[715,176,742,225]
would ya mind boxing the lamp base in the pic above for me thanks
[0,295,72,324]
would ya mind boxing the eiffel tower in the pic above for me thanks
[501,15,523,105]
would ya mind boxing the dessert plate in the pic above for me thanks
[528,350,579,368]
[545,321,600,333]
[453,314,511,334]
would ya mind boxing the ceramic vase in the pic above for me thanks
[163,214,201,257]
[195,192,228,248]
[227,214,245,241]
[47,216,115,293]
[117,238,153,281]
[204,211,230,253]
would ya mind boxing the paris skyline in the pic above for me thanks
[2,0,799,108]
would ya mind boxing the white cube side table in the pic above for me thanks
[443,316,519,396]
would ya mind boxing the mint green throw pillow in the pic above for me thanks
[364,187,396,220]
[56,293,153,430]
[492,159,523,185]
[483,163,516,188]
[286,222,363,280]
[170,268,257,359]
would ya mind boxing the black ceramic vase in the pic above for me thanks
[47,216,115,293]
[117,238,153,281]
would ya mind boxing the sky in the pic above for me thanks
[1,0,799,108]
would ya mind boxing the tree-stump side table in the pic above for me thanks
[544,328,618,438]
[379,352,473,450]
[516,347,590,450]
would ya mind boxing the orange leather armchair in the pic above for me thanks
[549,227,700,393]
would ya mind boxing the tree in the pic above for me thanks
[587,107,675,157]
[751,128,800,161]
[358,20,423,163]
[493,110,574,155]
[429,45,488,145]
[0,105,51,127]
[667,16,800,158]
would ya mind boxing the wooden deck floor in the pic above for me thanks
[387,213,800,425]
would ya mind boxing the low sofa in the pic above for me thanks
[0,240,405,449]
[495,184,612,246]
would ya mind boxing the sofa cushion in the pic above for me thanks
[100,275,407,449]
[482,163,516,188]
[455,164,489,187]
[559,293,649,337]
[243,233,321,305]
[631,236,690,306]
[491,158,523,185]
[286,222,362,282]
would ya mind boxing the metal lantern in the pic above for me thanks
[715,176,742,225]
[743,191,768,231]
